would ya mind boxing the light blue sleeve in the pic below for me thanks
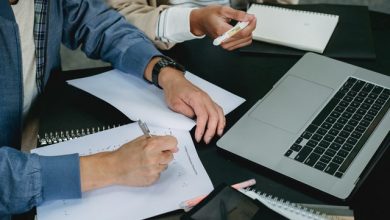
[0,147,81,216]
[61,0,162,78]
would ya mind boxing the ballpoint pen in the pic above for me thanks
[137,120,152,137]
[213,21,249,46]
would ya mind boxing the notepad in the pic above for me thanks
[247,4,339,53]
[32,123,214,220]
[240,188,354,220]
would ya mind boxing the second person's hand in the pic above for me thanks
[190,5,257,50]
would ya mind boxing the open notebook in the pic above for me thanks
[247,4,339,53]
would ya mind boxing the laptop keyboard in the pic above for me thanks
[284,77,390,178]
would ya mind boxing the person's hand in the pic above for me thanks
[143,57,226,144]
[80,135,178,191]
[158,68,226,144]
[190,5,256,50]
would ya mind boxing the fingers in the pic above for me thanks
[169,99,196,119]
[221,35,253,51]
[190,94,225,144]
[145,135,179,153]
[219,16,256,50]
[216,104,225,136]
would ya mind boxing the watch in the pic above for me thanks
[152,56,185,89]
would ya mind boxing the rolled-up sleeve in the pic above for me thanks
[0,147,81,216]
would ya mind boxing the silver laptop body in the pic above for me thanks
[217,53,390,199]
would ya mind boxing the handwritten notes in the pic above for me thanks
[32,123,213,220]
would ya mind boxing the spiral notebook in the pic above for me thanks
[247,4,339,53]
[240,188,354,220]
[37,124,123,147]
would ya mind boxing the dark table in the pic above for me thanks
[18,9,389,220]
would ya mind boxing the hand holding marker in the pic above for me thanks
[213,21,250,46]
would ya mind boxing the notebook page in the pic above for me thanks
[32,123,213,220]
[248,4,339,53]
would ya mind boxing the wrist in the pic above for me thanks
[80,152,116,192]
[146,56,185,89]
[190,8,205,36]
[158,67,186,90]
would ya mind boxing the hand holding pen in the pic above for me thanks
[105,120,178,187]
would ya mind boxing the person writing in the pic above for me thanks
[0,0,224,219]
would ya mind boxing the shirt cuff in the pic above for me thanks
[157,7,205,43]
[39,154,81,201]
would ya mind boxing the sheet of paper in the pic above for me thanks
[67,69,245,130]
[32,123,213,220]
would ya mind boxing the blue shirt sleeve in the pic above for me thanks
[0,147,81,216]
[62,0,162,78]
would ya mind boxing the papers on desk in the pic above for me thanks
[32,123,213,220]
[67,69,245,130]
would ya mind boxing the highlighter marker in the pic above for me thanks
[213,21,249,46]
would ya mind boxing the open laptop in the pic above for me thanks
[217,53,390,199]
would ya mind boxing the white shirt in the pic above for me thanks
[157,0,229,43]
[11,0,38,119]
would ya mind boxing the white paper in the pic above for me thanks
[248,4,339,53]
[32,123,213,220]
[67,69,245,130]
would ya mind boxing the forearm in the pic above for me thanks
[62,0,162,78]
[80,152,116,192]
[106,0,175,50]
[0,147,81,215]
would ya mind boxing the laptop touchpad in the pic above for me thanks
[249,75,333,134]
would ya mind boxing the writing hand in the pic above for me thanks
[80,135,178,191]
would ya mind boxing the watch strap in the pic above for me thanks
[152,56,185,89]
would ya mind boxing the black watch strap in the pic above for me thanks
[152,56,185,89]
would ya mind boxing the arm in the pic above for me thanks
[106,0,175,50]
[262,0,299,4]
[108,1,256,51]
[0,134,178,215]
[62,0,162,78]
[0,147,80,215]
[62,0,224,142]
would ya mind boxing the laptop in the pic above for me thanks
[217,52,390,199]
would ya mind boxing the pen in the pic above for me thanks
[137,120,152,137]
[213,21,249,46]
[179,178,256,211]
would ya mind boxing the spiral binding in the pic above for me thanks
[242,188,335,220]
[37,124,122,147]
[251,4,338,18]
